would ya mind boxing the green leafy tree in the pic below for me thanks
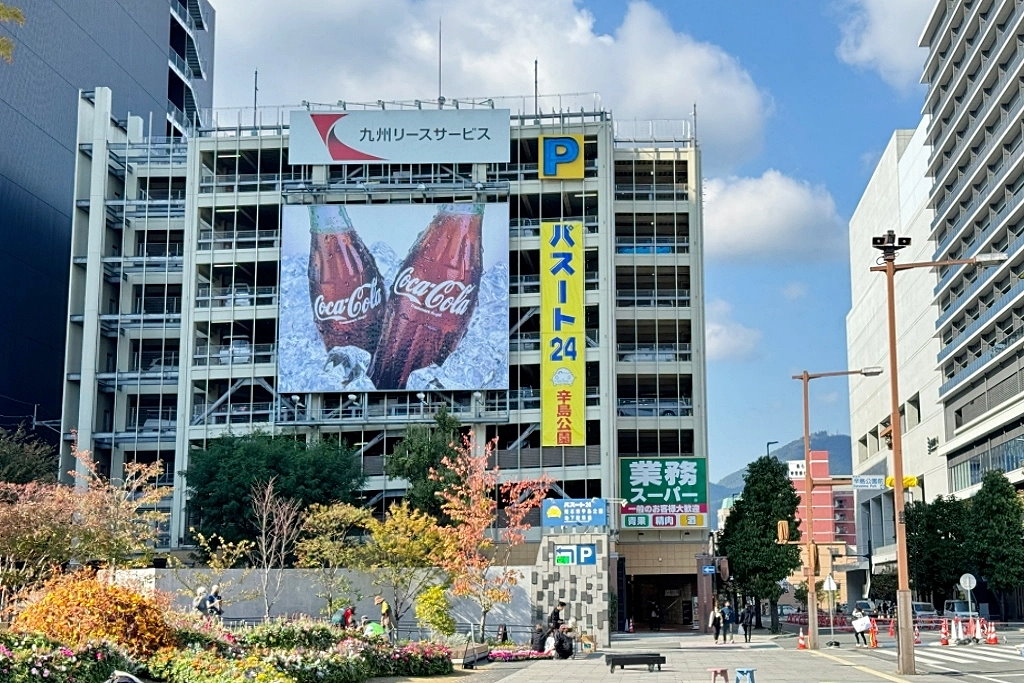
[385,409,462,521]
[0,3,24,63]
[967,470,1024,618]
[295,502,372,614]
[718,456,802,632]
[870,567,898,604]
[185,432,364,544]
[0,425,57,483]
[905,495,970,605]
[794,580,825,610]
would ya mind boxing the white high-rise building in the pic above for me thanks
[62,89,709,629]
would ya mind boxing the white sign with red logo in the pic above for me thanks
[288,109,510,164]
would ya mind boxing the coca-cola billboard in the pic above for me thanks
[278,203,509,392]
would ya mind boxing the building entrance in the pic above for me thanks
[630,574,696,630]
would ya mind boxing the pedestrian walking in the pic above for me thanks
[741,603,756,643]
[709,602,723,644]
[721,601,737,644]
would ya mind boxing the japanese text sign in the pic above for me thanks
[288,109,510,164]
[539,134,584,179]
[540,220,585,446]
[619,457,708,529]
[542,498,608,527]
[554,544,597,566]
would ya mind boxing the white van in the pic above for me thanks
[943,599,979,618]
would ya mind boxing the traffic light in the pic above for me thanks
[884,475,919,488]
[776,520,790,544]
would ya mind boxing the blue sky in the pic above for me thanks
[209,0,935,479]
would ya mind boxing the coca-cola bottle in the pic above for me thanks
[370,203,484,389]
[307,205,385,354]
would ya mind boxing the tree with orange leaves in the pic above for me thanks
[431,434,550,641]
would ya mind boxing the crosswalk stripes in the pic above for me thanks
[873,645,1024,667]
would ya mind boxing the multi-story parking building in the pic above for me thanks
[62,88,708,628]
[0,0,213,426]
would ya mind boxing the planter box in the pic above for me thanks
[452,642,490,668]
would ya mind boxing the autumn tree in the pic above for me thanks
[186,432,364,544]
[905,495,970,605]
[386,409,462,521]
[295,502,372,614]
[718,456,802,632]
[0,3,24,63]
[0,481,78,604]
[432,435,550,641]
[358,501,454,624]
[0,425,57,483]
[967,470,1024,619]
[250,478,303,619]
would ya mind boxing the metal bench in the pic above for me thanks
[605,652,665,672]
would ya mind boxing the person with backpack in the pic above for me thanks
[193,586,207,614]
[205,585,223,616]
[721,600,736,644]
[741,603,756,643]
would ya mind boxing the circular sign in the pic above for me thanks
[960,573,977,591]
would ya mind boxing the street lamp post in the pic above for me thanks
[871,229,1007,675]
[766,440,779,458]
[792,366,881,651]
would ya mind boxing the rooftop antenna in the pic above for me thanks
[252,69,258,128]
[692,102,698,143]
[437,17,444,109]
[533,59,539,124]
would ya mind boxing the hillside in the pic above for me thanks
[710,431,852,528]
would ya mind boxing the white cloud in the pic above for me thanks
[703,170,847,262]
[834,0,932,91]
[705,299,762,361]
[782,282,808,301]
[211,0,768,171]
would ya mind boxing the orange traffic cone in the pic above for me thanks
[986,622,999,645]
[914,625,922,644]
[797,627,807,650]
[869,619,879,648]
[888,620,895,638]
[627,618,634,633]
[939,619,949,646]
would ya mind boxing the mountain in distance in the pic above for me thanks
[710,431,852,529]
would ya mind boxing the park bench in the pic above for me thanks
[605,652,666,672]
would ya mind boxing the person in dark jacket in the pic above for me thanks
[548,601,567,629]
[553,625,574,659]
[741,603,756,643]
[531,623,548,652]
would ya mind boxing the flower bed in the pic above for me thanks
[1,620,453,683]
[488,648,553,662]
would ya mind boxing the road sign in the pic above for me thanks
[852,475,885,489]
[960,573,977,591]
[702,565,716,575]
[542,498,608,527]
[553,544,597,566]
[823,574,838,592]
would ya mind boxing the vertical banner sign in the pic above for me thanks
[541,220,585,446]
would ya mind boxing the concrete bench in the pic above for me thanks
[605,652,665,672]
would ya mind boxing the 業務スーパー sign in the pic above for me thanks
[619,457,708,529]
[540,221,585,446]
[288,109,510,165]
[542,498,608,527]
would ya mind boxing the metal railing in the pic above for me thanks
[194,285,277,308]
[198,171,307,193]
[126,407,177,431]
[615,236,690,254]
[131,351,180,371]
[133,296,182,315]
[616,343,692,362]
[509,272,599,294]
[613,184,689,201]
[616,289,690,307]
[197,229,280,250]
[509,330,598,351]
[508,217,599,238]
[193,343,276,366]
[615,397,693,417]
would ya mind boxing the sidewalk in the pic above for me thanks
[446,631,961,682]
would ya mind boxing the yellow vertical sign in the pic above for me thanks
[541,220,585,446]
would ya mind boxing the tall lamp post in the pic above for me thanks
[792,366,882,651]
[766,440,779,458]
[871,229,1007,674]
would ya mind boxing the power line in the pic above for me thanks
[0,393,36,406]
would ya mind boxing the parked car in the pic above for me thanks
[218,336,252,365]
[853,599,878,617]
[943,599,979,619]
[616,398,691,416]
[777,604,800,617]
[912,602,938,620]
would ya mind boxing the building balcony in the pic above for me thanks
[614,184,689,201]
[193,342,276,366]
[198,171,306,194]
